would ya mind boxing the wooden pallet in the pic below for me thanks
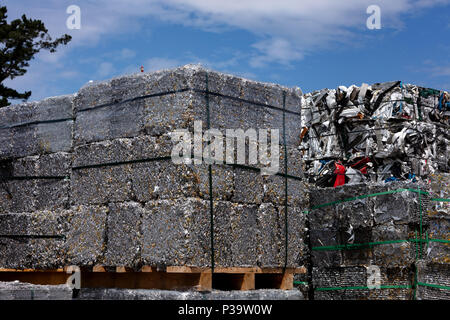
[0,266,306,291]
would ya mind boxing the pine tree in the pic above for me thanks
[0,6,71,107]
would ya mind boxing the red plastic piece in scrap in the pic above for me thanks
[334,162,346,187]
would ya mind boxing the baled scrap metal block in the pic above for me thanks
[232,168,263,204]
[27,210,68,269]
[372,223,414,267]
[309,184,370,229]
[309,184,372,264]
[0,152,70,213]
[225,202,259,267]
[194,164,234,201]
[309,183,423,268]
[71,165,133,205]
[1,123,73,160]
[370,182,430,265]
[104,202,144,267]
[74,65,301,147]
[366,267,413,300]
[0,179,69,214]
[213,201,307,268]
[33,179,70,211]
[74,91,194,145]
[191,92,302,148]
[310,228,342,267]
[65,205,108,266]
[427,173,449,219]
[203,94,301,147]
[256,203,283,267]
[74,99,146,145]
[313,266,413,300]
[0,95,74,159]
[426,218,450,264]
[72,135,173,168]
[0,213,32,268]
[0,179,36,213]
[73,67,192,112]
[416,261,450,300]
[12,152,71,177]
[0,95,73,128]
[131,161,202,202]
[190,65,302,114]
[212,201,233,267]
[262,176,308,207]
[0,211,68,269]
[313,266,369,300]
[277,205,308,268]
[369,183,425,225]
[141,198,211,267]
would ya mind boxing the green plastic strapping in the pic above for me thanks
[415,231,419,260]
[315,285,412,292]
[431,198,450,202]
[312,239,408,251]
[293,281,308,286]
[417,282,450,291]
[418,186,423,259]
[311,238,450,251]
[310,188,429,211]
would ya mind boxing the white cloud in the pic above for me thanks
[4,0,450,66]
[2,0,450,101]
[250,38,304,68]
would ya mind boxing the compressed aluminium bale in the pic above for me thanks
[0,95,74,159]
[73,65,302,148]
[313,266,413,300]
[309,182,426,269]
[0,211,67,269]
[0,153,71,213]
[416,261,450,300]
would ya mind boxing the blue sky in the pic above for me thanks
[3,0,450,102]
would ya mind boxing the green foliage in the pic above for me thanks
[0,6,71,107]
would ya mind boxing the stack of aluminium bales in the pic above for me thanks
[309,182,432,300]
[0,65,308,272]
[416,173,450,299]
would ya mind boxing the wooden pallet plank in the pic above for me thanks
[141,265,155,272]
[240,273,255,290]
[0,271,67,285]
[198,272,212,292]
[279,272,294,290]
[93,265,106,272]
